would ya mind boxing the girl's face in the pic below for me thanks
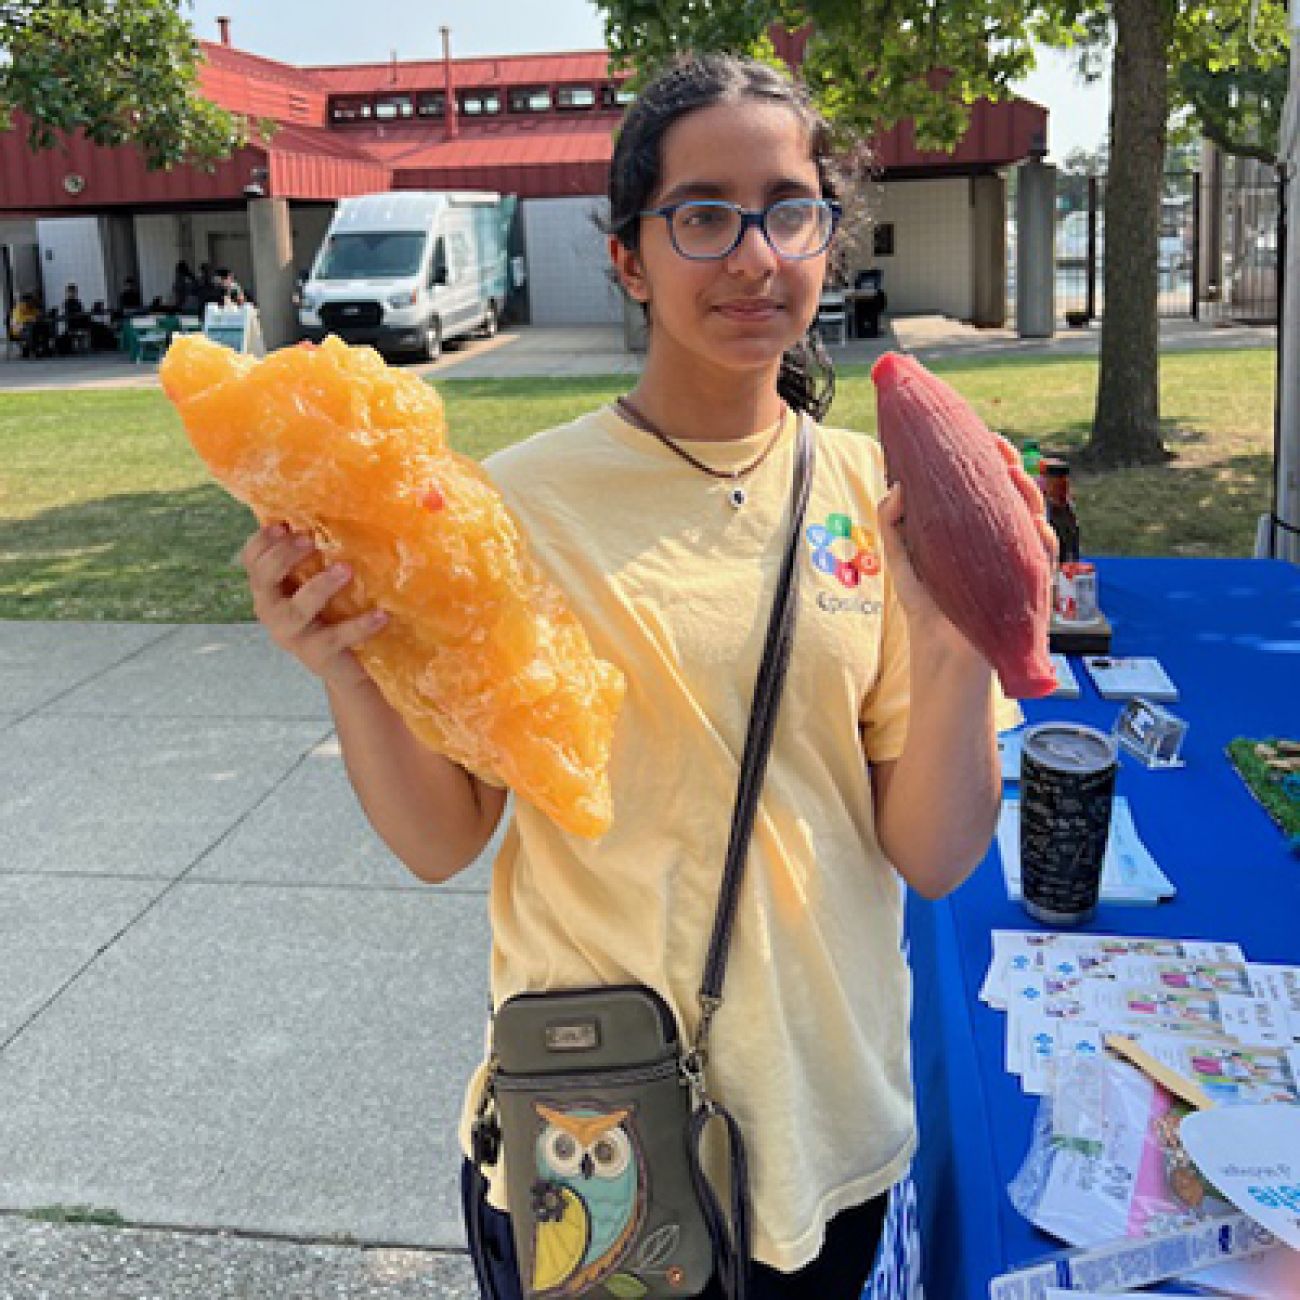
[612,100,829,378]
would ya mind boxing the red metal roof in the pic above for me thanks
[396,161,611,200]
[383,119,616,199]
[0,118,391,212]
[263,124,392,199]
[311,51,620,95]
[364,118,615,166]
[198,41,330,125]
[872,94,1048,173]
[0,37,1050,212]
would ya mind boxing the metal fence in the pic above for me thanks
[1197,172,1280,325]
[1008,167,1280,327]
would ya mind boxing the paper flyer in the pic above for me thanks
[1130,1033,1300,1107]
[997,798,1176,905]
[981,932,1246,1012]
[983,934,1298,1102]
[1248,963,1300,1041]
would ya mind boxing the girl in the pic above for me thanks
[240,53,1049,1300]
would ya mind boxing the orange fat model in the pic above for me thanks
[161,335,624,838]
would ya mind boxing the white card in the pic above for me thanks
[1083,654,1179,702]
[1181,1105,1300,1251]
[1049,653,1082,699]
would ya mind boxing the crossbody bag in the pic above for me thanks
[471,416,815,1300]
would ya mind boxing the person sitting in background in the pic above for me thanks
[172,261,200,313]
[61,284,90,330]
[119,276,143,315]
[9,292,50,357]
[214,267,247,308]
[197,264,223,312]
[55,284,91,354]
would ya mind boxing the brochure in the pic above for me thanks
[997,797,1176,905]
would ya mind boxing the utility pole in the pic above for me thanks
[442,26,459,143]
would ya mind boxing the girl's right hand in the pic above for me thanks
[239,522,389,691]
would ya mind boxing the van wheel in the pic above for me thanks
[420,320,442,362]
[479,302,499,339]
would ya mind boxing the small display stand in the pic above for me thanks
[202,304,265,356]
[1113,699,1189,769]
[1049,610,1113,656]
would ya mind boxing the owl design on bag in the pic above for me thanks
[529,1102,647,1296]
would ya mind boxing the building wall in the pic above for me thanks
[1,218,40,321]
[36,217,108,311]
[845,178,974,320]
[134,214,183,306]
[290,205,334,279]
[521,196,621,325]
[190,211,256,297]
[0,218,38,247]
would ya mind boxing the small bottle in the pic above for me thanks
[1021,438,1042,476]
[1041,459,1080,564]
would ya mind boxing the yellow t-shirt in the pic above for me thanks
[458,404,1017,1271]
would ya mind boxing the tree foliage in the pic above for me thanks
[0,0,247,170]
[1178,61,1289,164]
[595,0,1290,467]
[601,0,1045,151]
[597,0,1288,157]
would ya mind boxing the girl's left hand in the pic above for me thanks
[876,435,1059,648]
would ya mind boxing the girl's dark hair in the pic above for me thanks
[607,53,841,421]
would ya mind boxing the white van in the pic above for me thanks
[298,191,510,361]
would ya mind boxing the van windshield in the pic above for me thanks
[315,232,426,280]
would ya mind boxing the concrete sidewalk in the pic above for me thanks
[0,316,1277,392]
[0,621,494,1296]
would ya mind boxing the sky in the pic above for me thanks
[186,0,1111,162]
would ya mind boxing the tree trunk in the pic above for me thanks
[1086,0,1175,467]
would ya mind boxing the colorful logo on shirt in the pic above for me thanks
[806,512,880,588]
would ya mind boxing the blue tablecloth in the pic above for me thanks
[906,557,1300,1299]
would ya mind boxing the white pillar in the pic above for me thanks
[248,197,296,351]
[1016,156,1057,339]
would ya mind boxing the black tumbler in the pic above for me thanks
[1020,723,1119,926]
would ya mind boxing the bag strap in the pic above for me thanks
[695,412,814,1047]
[684,415,814,1300]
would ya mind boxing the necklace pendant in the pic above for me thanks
[729,484,747,510]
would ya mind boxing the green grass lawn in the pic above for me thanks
[0,348,1278,621]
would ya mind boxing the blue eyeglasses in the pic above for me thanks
[639,198,842,261]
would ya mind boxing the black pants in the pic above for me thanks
[460,1160,888,1300]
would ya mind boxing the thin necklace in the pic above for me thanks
[615,396,788,510]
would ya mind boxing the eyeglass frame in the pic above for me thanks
[638,197,843,262]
